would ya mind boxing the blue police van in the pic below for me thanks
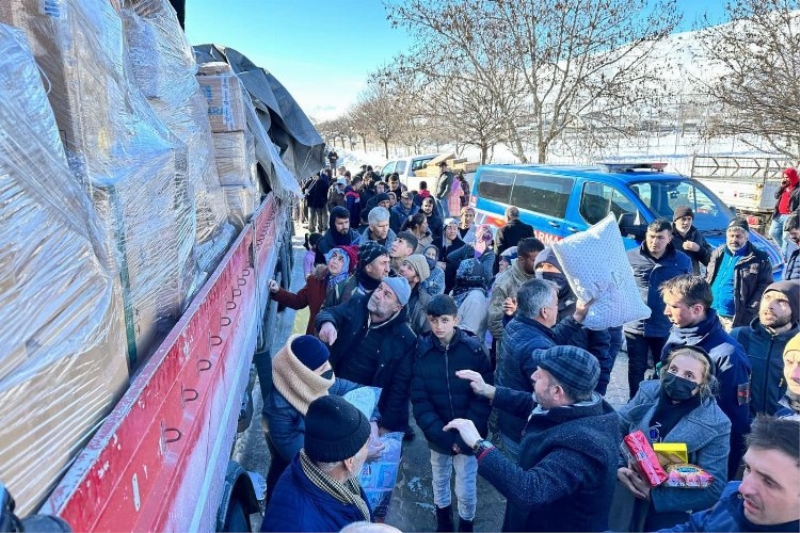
[469,162,784,276]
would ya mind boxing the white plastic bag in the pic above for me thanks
[550,213,650,330]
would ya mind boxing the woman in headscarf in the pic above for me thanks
[401,212,433,252]
[421,244,445,296]
[263,335,382,504]
[450,258,489,340]
[268,246,357,334]
[613,346,730,532]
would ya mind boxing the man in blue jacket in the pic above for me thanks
[626,219,692,399]
[730,281,800,417]
[660,274,752,479]
[657,416,799,533]
[262,395,373,532]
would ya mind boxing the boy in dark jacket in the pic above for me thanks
[672,206,713,274]
[411,295,493,532]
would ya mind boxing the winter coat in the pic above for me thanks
[661,309,752,477]
[729,319,800,416]
[616,381,730,530]
[494,219,534,257]
[626,243,692,337]
[411,328,493,455]
[658,481,800,532]
[785,246,800,281]
[445,243,495,296]
[304,176,329,209]
[478,389,620,532]
[315,294,416,431]
[407,285,432,336]
[327,186,346,211]
[263,378,379,464]
[496,315,586,442]
[359,227,396,251]
[390,202,418,233]
[773,175,800,215]
[426,210,445,241]
[435,171,454,200]
[487,259,535,339]
[671,225,713,274]
[435,236,465,262]
[344,189,361,228]
[455,289,488,340]
[421,266,445,297]
[706,243,773,328]
[317,211,361,256]
[271,268,328,335]
[261,454,372,532]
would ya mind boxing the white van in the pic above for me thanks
[381,153,438,192]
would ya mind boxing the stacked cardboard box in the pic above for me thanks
[0,23,128,516]
[0,0,193,367]
[196,62,248,134]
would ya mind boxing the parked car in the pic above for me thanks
[469,162,784,276]
[381,153,438,191]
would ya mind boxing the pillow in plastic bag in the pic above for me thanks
[550,213,650,330]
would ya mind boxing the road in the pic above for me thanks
[237,223,632,532]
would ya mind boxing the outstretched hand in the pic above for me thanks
[442,418,481,449]
[455,370,496,400]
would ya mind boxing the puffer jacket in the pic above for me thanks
[730,319,800,416]
[411,328,493,455]
[661,309,752,478]
[659,481,800,532]
[478,389,620,532]
[407,285,432,336]
[616,381,730,530]
[706,242,773,328]
[487,259,535,339]
[445,243,495,295]
[671,225,713,274]
[785,246,800,281]
[315,294,416,431]
[626,243,692,337]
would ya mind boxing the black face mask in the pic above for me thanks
[320,369,335,381]
[662,372,698,401]
[537,271,569,292]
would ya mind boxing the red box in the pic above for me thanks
[623,430,668,487]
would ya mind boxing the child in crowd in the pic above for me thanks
[303,233,322,279]
[411,295,493,532]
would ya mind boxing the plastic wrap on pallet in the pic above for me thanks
[120,0,233,291]
[0,23,129,516]
[196,61,248,133]
[0,0,197,366]
[212,129,259,229]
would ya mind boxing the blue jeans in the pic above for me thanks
[430,450,478,521]
[769,214,791,254]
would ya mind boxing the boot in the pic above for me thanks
[435,505,454,532]
[458,518,474,532]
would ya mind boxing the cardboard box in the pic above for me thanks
[196,62,247,133]
[622,430,668,487]
[654,442,689,467]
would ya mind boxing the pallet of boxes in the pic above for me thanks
[415,152,480,179]
[0,0,260,515]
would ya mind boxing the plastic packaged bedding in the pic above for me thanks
[0,23,129,516]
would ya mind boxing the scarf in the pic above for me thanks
[271,341,334,415]
[324,248,350,289]
[299,451,371,522]
[648,388,701,442]
[357,268,382,292]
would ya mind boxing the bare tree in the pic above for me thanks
[387,0,680,163]
[697,0,800,158]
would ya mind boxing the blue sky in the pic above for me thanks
[185,1,728,122]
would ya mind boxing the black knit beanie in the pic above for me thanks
[304,395,371,462]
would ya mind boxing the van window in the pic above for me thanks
[395,161,407,174]
[382,161,396,176]
[411,158,434,172]
[511,174,574,218]
[580,181,640,224]
[477,171,512,204]
[630,179,731,231]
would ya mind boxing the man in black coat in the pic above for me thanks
[671,206,713,275]
[494,206,534,273]
[305,172,330,233]
[444,345,620,532]
[316,276,417,434]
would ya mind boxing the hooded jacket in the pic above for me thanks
[706,242,773,328]
[411,328,493,455]
[661,309,752,477]
[390,202,419,233]
[318,207,361,254]
[315,294,416,431]
[626,243,692,337]
[775,167,800,215]
[487,259,535,339]
[785,245,800,281]
[478,389,620,532]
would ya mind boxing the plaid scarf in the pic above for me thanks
[299,451,370,522]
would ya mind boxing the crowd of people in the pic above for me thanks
[260,159,800,533]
